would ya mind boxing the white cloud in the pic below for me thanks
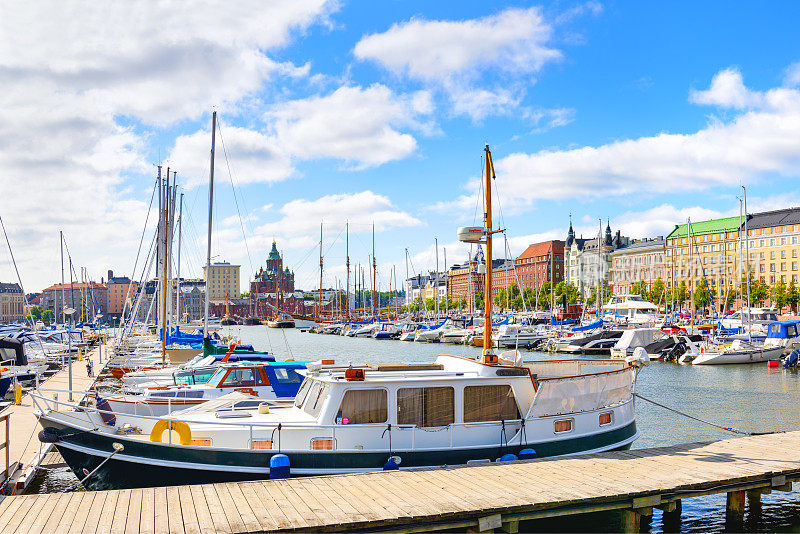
[353,7,562,121]
[784,63,800,88]
[0,1,335,289]
[612,204,727,240]
[266,85,434,168]
[354,8,559,82]
[484,68,800,207]
[689,68,764,109]
[256,191,422,238]
[167,126,293,189]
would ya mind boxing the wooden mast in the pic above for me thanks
[482,144,494,359]
[161,169,170,365]
[346,221,350,322]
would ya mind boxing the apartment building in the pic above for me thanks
[610,237,666,295]
[203,261,240,301]
[515,240,565,291]
[742,208,800,285]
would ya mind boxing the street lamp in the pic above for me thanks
[64,307,76,401]
[95,314,104,363]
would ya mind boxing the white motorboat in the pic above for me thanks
[691,339,784,365]
[763,320,800,352]
[492,323,547,349]
[610,328,667,358]
[602,295,659,325]
[35,352,646,489]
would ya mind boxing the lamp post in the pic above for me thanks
[95,314,103,364]
[64,307,76,401]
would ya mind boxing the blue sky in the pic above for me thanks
[2,1,799,293]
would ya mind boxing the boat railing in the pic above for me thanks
[31,388,530,451]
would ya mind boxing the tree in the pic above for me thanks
[750,278,769,306]
[787,280,799,312]
[554,281,581,305]
[474,292,485,311]
[630,281,648,299]
[675,281,688,310]
[771,279,788,313]
[694,279,713,312]
[648,278,666,306]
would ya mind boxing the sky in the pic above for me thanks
[1,1,800,294]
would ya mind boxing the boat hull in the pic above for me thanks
[42,417,637,490]
[691,346,784,365]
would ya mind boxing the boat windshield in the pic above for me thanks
[208,367,227,386]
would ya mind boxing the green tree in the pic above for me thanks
[675,281,688,310]
[630,280,648,299]
[474,291,485,311]
[694,279,713,312]
[771,279,788,312]
[750,278,769,306]
[648,278,666,305]
[787,280,799,312]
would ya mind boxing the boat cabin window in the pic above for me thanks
[294,379,312,407]
[221,368,263,387]
[336,389,387,424]
[273,368,303,383]
[464,385,520,422]
[789,325,798,337]
[302,382,330,417]
[397,387,454,427]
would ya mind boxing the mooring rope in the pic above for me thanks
[633,393,778,436]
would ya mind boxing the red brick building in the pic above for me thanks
[514,240,565,291]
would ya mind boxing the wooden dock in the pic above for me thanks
[0,342,104,490]
[1,429,798,533]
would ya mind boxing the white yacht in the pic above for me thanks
[602,295,659,325]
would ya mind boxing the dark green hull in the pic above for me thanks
[43,418,637,490]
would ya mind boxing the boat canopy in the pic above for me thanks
[766,320,800,339]
[572,320,602,332]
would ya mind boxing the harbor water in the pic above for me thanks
[29,326,800,532]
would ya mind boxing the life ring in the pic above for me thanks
[150,420,192,445]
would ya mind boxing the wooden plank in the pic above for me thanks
[235,481,281,532]
[249,481,293,529]
[0,495,28,528]
[304,477,364,526]
[211,483,246,533]
[110,489,132,534]
[283,477,346,525]
[96,489,120,534]
[187,485,217,534]
[166,486,184,534]
[59,492,91,534]
[3,496,38,534]
[139,487,156,534]
[259,480,310,528]
[153,486,169,534]
[19,492,59,534]
[317,475,391,522]
[201,483,232,534]
[40,493,72,534]
[272,478,327,527]
[222,483,262,533]
[176,485,200,534]
[82,491,109,534]
[125,489,144,534]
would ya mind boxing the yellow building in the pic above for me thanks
[742,208,800,285]
[203,262,240,301]
[665,216,743,298]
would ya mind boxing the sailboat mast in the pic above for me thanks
[203,111,216,338]
[688,217,694,330]
[743,185,751,340]
[346,221,350,322]
[372,223,376,318]
[161,169,170,365]
[435,238,439,319]
[318,222,323,320]
[482,144,494,356]
[176,192,183,325]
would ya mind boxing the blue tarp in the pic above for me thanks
[572,320,602,332]
[550,317,577,326]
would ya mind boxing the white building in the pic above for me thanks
[565,221,629,299]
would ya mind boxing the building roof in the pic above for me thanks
[492,259,515,271]
[516,240,564,261]
[667,216,742,239]
[744,207,800,230]
[268,241,281,261]
[108,276,133,285]
[0,283,22,294]
[42,282,107,292]
[611,237,665,255]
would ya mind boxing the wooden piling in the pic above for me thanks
[726,490,746,529]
